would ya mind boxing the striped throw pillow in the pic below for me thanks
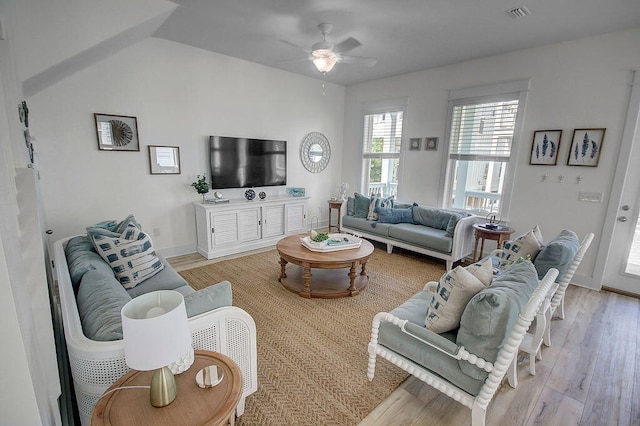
[90,225,164,288]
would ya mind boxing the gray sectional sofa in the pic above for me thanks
[55,230,258,425]
[341,195,478,269]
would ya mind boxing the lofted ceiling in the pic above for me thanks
[153,0,640,86]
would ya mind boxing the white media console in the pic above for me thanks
[195,196,309,259]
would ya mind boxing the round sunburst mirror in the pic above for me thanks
[300,132,330,173]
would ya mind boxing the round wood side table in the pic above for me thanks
[472,223,515,262]
[91,350,242,426]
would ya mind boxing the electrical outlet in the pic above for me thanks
[153,227,161,237]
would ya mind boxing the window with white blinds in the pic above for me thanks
[448,97,519,162]
[361,109,404,197]
[442,80,529,216]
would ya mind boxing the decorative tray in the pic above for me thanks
[300,233,362,252]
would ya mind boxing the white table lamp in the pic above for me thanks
[121,290,192,407]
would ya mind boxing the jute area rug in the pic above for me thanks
[179,245,446,425]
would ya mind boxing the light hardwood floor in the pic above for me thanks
[169,252,640,426]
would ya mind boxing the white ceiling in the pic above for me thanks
[153,0,640,86]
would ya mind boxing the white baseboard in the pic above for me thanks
[157,243,196,258]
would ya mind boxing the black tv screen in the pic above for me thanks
[209,136,287,189]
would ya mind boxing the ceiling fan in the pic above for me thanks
[283,23,377,74]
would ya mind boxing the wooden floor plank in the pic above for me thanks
[581,293,639,425]
[546,289,608,402]
[525,386,583,426]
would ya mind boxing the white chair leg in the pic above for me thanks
[507,356,518,388]
[529,352,536,375]
[386,243,393,254]
[446,259,453,270]
[471,404,487,426]
[543,311,552,347]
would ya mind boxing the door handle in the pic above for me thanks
[618,216,628,222]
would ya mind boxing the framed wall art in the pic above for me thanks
[529,130,562,165]
[567,128,605,167]
[94,113,139,151]
[148,145,181,174]
[424,137,438,151]
[409,138,422,150]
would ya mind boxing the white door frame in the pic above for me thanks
[594,69,640,292]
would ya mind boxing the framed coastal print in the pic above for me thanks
[94,113,140,151]
[148,145,181,174]
[567,128,605,167]
[529,130,562,165]
[409,138,422,150]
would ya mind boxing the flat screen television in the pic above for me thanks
[209,136,287,189]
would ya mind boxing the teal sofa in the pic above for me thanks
[341,196,478,269]
[55,234,258,425]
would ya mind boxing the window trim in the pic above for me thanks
[438,80,530,219]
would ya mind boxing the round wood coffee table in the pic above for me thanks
[276,234,374,298]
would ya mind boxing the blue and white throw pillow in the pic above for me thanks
[367,195,394,221]
[89,224,164,288]
[499,227,543,268]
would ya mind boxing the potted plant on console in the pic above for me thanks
[191,174,210,202]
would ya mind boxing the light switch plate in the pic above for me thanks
[578,191,603,202]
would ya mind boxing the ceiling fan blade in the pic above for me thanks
[280,39,310,53]
[339,55,377,67]
[333,37,361,54]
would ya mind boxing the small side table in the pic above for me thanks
[91,350,242,426]
[472,223,515,262]
[328,199,344,233]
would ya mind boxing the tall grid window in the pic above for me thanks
[443,80,528,217]
[362,110,404,197]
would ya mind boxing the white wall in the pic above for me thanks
[29,37,345,255]
[343,27,640,287]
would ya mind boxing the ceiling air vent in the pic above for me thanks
[506,5,531,18]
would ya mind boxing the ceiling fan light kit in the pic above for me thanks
[284,22,377,75]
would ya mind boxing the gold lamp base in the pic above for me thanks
[150,366,177,407]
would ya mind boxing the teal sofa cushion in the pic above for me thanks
[354,193,370,218]
[388,224,453,253]
[534,230,579,281]
[65,236,115,293]
[379,290,485,396]
[347,197,355,216]
[184,281,233,317]
[456,260,538,380]
[125,259,189,298]
[342,216,392,237]
[77,270,131,341]
[375,206,415,224]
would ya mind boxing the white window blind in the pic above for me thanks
[363,111,403,159]
[449,99,519,162]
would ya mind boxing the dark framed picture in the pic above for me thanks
[148,145,181,174]
[424,137,438,151]
[529,130,562,165]
[567,128,605,167]
[94,113,139,151]
[409,138,422,150]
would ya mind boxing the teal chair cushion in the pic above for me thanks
[456,260,539,380]
[534,230,579,281]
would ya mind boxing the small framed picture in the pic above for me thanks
[94,113,140,151]
[424,137,438,151]
[567,128,605,167]
[529,130,562,165]
[409,138,422,150]
[148,145,181,174]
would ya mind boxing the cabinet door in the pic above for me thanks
[285,203,306,234]
[238,208,261,242]
[263,205,285,238]
[211,211,239,246]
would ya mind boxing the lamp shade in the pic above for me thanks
[312,49,337,73]
[121,290,191,371]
